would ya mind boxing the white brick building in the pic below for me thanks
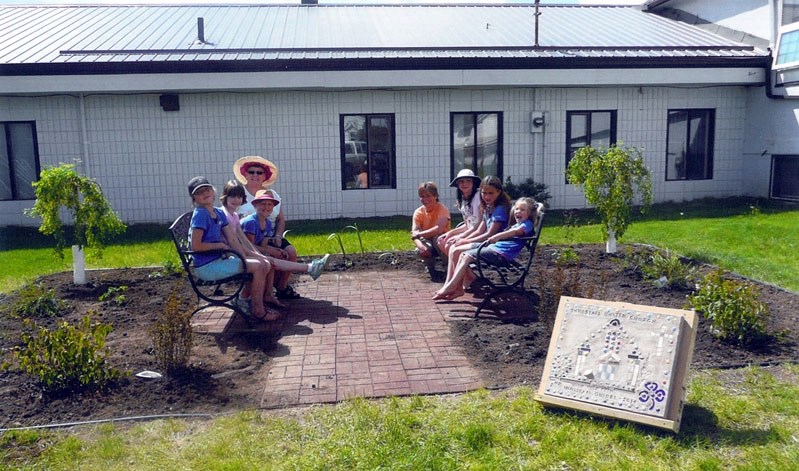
[1,2,793,226]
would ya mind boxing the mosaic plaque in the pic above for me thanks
[535,297,697,432]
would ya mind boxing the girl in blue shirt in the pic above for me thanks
[440,175,511,288]
[187,176,276,321]
[434,197,538,301]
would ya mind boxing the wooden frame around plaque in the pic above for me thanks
[534,296,698,432]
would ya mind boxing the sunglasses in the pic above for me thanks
[247,170,264,175]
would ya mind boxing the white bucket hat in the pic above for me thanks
[449,168,482,187]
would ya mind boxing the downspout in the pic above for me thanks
[766,0,785,100]
[79,93,92,175]
[765,58,784,100]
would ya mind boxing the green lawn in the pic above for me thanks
[3,197,796,293]
[2,365,798,470]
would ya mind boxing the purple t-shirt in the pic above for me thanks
[189,207,229,267]
[240,213,273,246]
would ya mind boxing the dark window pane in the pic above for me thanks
[476,113,498,176]
[590,112,612,148]
[771,155,799,200]
[451,112,502,180]
[565,110,616,171]
[1,121,38,201]
[340,114,395,190]
[0,130,10,200]
[667,112,687,180]
[9,123,36,200]
[666,110,713,181]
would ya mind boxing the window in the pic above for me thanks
[783,0,799,26]
[1,121,39,201]
[666,109,714,181]
[451,112,502,180]
[566,110,617,170]
[340,114,395,190]
[771,155,799,201]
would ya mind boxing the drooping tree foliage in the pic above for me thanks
[27,163,126,258]
[566,144,652,252]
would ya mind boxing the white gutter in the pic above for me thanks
[0,67,766,95]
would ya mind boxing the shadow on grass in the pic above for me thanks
[543,403,779,446]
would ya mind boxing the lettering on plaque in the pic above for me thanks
[535,297,697,432]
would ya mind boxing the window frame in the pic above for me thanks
[770,155,799,201]
[1,120,40,201]
[665,109,715,182]
[339,113,396,190]
[449,111,503,181]
[565,110,618,174]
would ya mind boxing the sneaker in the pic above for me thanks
[235,296,252,315]
[277,285,301,299]
[309,253,330,281]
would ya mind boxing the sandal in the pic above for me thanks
[276,285,301,299]
[253,307,281,322]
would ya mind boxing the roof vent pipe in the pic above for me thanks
[534,0,540,48]
[197,17,205,43]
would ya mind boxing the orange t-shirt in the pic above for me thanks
[412,202,451,236]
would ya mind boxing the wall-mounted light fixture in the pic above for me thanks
[159,94,180,112]
[530,111,545,133]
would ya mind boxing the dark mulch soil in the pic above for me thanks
[1,245,797,429]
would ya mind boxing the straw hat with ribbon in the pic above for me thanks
[233,156,279,188]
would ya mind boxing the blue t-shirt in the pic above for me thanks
[189,207,229,267]
[484,204,510,233]
[240,213,273,246]
[492,219,534,261]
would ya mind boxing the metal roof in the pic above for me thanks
[0,4,769,74]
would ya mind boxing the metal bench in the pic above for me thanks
[168,210,254,333]
[471,202,545,317]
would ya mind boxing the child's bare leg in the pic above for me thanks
[262,260,287,308]
[245,260,268,318]
[445,244,467,284]
[433,254,472,300]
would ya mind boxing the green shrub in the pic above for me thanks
[14,313,122,394]
[503,177,550,205]
[99,285,128,306]
[149,292,193,374]
[553,247,580,266]
[627,248,696,289]
[687,270,769,346]
[9,282,67,318]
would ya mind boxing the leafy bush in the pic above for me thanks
[99,285,128,306]
[149,292,193,374]
[503,177,550,205]
[14,313,122,394]
[553,247,580,266]
[687,270,769,346]
[9,282,67,318]
[626,248,696,289]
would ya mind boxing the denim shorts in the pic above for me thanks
[464,246,509,267]
[192,256,243,281]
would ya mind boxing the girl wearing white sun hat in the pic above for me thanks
[436,168,484,261]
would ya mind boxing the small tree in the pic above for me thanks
[26,163,125,282]
[566,144,652,253]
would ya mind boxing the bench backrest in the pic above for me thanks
[169,211,196,271]
[519,201,545,269]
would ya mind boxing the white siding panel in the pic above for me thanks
[2,84,755,226]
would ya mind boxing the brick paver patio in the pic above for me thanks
[191,270,485,408]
